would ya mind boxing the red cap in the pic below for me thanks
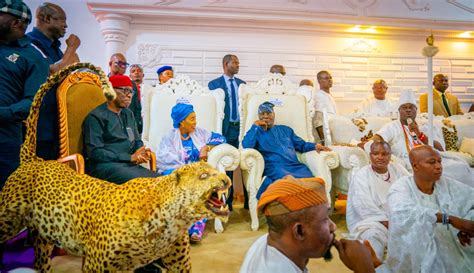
[109,75,132,88]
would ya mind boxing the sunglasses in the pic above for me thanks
[115,87,134,95]
[114,61,130,68]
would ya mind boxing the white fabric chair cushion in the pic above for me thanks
[242,94,311,142]
[148,93,219,152]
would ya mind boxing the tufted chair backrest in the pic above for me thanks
[142,75,225,153]
[239,73,313,144]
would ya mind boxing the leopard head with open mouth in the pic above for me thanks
[173,161,232,223]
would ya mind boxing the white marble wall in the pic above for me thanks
[128,35,474,115]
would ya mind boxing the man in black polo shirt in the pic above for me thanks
[0,0,49,189]
[27,2,81,160]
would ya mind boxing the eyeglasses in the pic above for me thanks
[115,87,134,95]
[114,61,130,68]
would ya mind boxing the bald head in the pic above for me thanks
[109,53,128,75]
[36,2,64,19]
[35,2,67,40]
[409,145,443,186]
[109,53,126,63]
[409,146,438,166]
[433,74,449,93]
[270,64,286,76]
[300,79,314,87]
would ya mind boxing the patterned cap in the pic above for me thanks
[258,176,327,216]
[0,0,32,24]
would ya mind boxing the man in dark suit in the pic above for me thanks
[208,54,246,210]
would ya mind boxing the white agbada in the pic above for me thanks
[376,176,474,273]
[369,120,474,186]
[346,163,409,260]
[351,96,398,118]
[313,89,337,128]
[240,234,308,273]
[156,127,211,173]
[313,89,337,114]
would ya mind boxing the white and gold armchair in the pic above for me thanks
[142,75,240,233]
[239,73,339,231]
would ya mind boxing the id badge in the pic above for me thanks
[126,127,135,142]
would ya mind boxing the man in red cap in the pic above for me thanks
[240,176,379,273]
[108,53,143,134]
[82,74,158,184]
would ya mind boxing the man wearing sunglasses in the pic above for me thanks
[82,75,158,184]
[108,53,143,134]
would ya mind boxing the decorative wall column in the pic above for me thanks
[96,13,132,59]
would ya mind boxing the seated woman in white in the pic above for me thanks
[156,103,226,242]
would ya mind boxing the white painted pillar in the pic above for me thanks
[96,13,132,60]
[422,42,439,147]
[427,57,434,146]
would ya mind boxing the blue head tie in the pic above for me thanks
[171,103,194,128]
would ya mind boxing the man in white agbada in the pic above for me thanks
[376,146,474,273]
[313,70,338,143]
[240,176,379,273]
[363,89,473,186]
[346,141,409,261]
[351,79,398,118]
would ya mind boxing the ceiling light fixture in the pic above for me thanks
[458,31,471,38]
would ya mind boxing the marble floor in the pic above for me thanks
[10,201,350,273]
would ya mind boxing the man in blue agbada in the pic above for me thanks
[242,101,331,199]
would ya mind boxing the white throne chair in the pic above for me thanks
[323,115,408,196]
[239,73,339,231]
[142,75,240,233]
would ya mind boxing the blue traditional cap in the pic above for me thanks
[0,0,32,24]
[171,103,194,128]
[258,101,275,114]
[157,65,173,75]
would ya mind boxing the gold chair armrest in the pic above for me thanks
[149,151,157,173]
[57,154,85,174]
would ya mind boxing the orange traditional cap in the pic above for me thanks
[258,176,327,216]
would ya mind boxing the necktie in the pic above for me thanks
[441,93,452,116]
[229,78,238,121]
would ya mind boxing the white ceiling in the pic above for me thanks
[86,0,474,22]
[86,0,474,38]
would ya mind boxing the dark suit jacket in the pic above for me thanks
[129,81,143,134]
[208,75,246,136]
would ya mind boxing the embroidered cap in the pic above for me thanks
[258,101,275,114]
[258,176,327,216]
[398,89,417,107]
[0,0,32,24]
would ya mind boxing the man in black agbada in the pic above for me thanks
[82,74,158,184]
